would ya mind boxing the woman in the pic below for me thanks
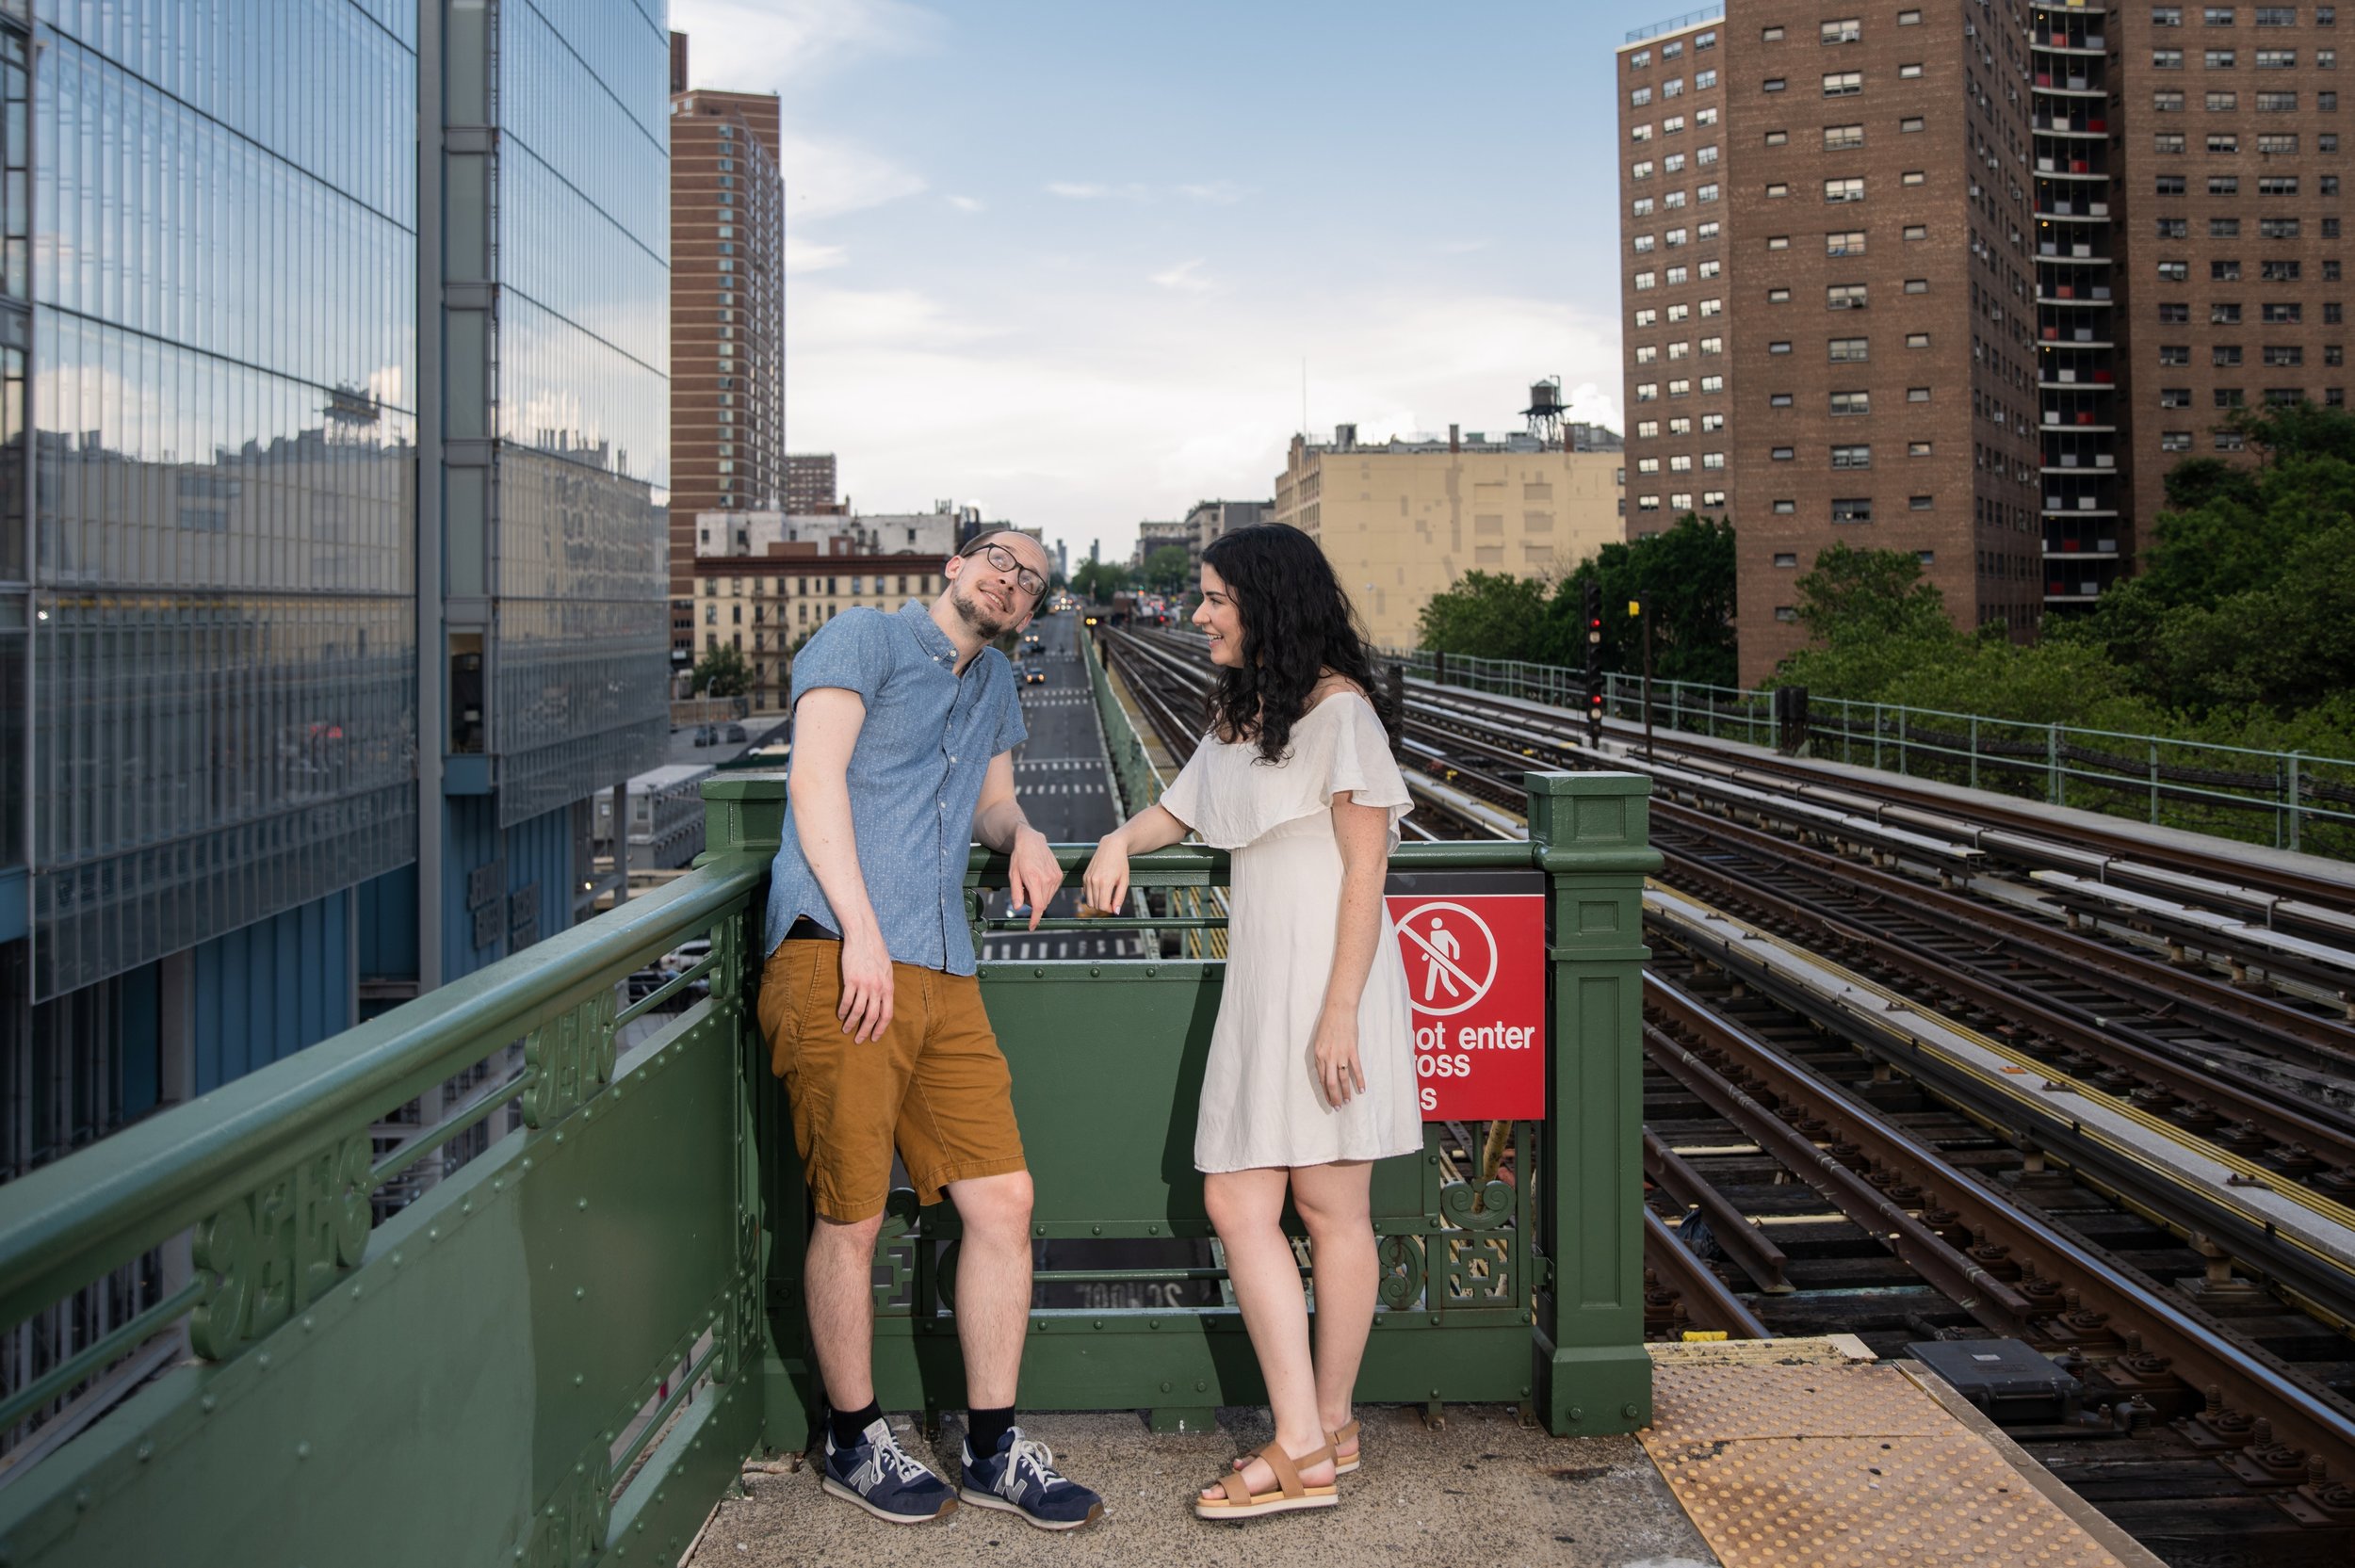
[1082,524,1419,1521]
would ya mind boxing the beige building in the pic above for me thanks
[1270,423,1626,647]
[693,552,950,711]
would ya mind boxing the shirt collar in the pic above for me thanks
[899,598,963,669]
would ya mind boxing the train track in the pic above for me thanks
[1098,624,2355,1560]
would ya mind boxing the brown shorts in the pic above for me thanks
[755,939,1028,1222]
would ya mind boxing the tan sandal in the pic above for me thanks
[1194,1441,1339,1521]
[1329,1419,1361,1476]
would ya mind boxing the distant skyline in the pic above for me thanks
[671,0,1642,566]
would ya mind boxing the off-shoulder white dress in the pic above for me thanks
[1157,692,1423,1172]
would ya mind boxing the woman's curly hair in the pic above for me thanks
[1199,523,1394,766]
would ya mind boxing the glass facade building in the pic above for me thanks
[3,0,670,1160]
[21,1,419,1003]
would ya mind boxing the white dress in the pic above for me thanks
[1158,692,1423,1172]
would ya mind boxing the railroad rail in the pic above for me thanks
[1096,623,2355,1557]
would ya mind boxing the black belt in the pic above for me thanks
[787,916,840,941]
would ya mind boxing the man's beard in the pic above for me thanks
[948,575,1012,640]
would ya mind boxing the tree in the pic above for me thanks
[691,643,752,698]
[1415,571,1554,661]
[1142,544,1194,595]
[1788,542,1954,648]
[1070,558,1131,603]
[1551,513,1738,686]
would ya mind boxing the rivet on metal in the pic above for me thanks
[554,1132,565,1145]
[302,1315,316,1332]
[577,1197,589,1211]
[137,1441,154,1462]
[574,1374,585,1387]
[428,1228,440,1243]
[296,1441,312,1461]
[1623,1402,1642,1419]
[1569,1407,1584,1421]
[257,1352,272,1370]
[575,1286,588,1301]
[200,1394,218,1414]
[521,1158,533,1172]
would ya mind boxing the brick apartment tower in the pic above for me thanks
[669,33,786,662]
[1619,4,2349,685]
[786,452,841,513]
[1616,5,2043,685]
[2110,2,2349,557]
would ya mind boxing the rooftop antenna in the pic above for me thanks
[1522,376,1567,447]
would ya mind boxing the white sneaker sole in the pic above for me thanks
[820,1476,957,1524]
[959,1485,1104,1531]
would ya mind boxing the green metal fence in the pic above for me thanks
[0,771,1656,1564]
[1386,646,2355,856]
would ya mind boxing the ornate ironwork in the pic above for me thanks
[523,989,617,1129]
[1377,1234,1425,1310]
[189,1132,372,1359]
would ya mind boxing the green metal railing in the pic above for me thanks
[1386,646,2355,855]
[0,770,1658,1565]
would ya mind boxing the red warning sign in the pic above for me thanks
[1385,894,1547,1121]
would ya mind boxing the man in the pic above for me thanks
[755,527,1102,1530]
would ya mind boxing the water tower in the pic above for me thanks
[1522,376,1567,445]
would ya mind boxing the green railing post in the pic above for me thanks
[702,777,810,1454]
[1525,771,1658,1435]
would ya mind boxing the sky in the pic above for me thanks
[670,0,1649,566]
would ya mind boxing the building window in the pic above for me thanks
[1767,234,1792,251]
[2157,260,2189,281]
[1827,229,1866,255]
[2156,48,2186,68]
[1830,498,1874,524]
[2214,258,2242,279]
[1825,176,1866,202]
[1825,123,1864,150]
[1772,446,1795,461]
[2215,345,2245,365]
[1900,115,1925,132]
[1830,389,1871,415]
[1823,70,1863,95]
[2161,429,2193,451]
[1906,331,1930,348]
[1770,340,1794,354]
[1908,386,1930,402]
[1828,336,1869,362]
[1827,283,1868,309]
[2161,386,2193,406]
[1763,76,1787,92]
[1830,444,1872,469]
[1766,182,1790,198]
[1821,18,1862,44]
[2157,218,2190,238]
[2159,344,2191,364]
[1899,62,1923,78]
[1909,495,1934,511]
[1903,223,1926,240]
[1908,441,1932,456]
[1900,170,1925,186]
[1770,392,1795,406]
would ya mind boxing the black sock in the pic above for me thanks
[829,1398,883,1449]
[968,1404,1016,1456]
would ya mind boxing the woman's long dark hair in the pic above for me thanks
[1199,524,1393,765]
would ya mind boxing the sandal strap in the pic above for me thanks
[1330,1419,1360,1447]
[1259,1444,1306,1499]
[1216,1471,1255,1506]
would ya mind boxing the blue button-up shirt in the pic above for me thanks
[763,601,1027,974]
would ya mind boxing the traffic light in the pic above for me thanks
[1582,579,1604,745]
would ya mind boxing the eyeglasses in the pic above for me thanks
[963,542,1048,600]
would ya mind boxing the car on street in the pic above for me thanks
[1021,662,1048,686]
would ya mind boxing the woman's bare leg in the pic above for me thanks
[1203,1168,1338,1495]
[1292,1160,1376,1463]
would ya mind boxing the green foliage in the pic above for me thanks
[691,642,752,698]
[1070,558,1131,603]
[1770,404,2355,793]
[1553,514,1739,686]
[1414,513,1737,686]
[1141,544,1194,594]
[1415,571,1554,660]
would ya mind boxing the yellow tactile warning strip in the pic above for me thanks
[1639,1355,2152,1568]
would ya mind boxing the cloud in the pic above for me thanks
[779,130,927,220]
[1046,181,1150,202]
[1149,259,1213,294]
[668,0,943,91]
[946,195,985,213]
[786,236,848,274]
[783,279,1625,566]
[1436,237,1490,254]
[1177,181,1250,205]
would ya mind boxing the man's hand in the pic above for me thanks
[1006,826,1064,932]
[837,928,895,1043]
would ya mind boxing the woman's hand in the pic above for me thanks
[836,928,895,1043]
[1080,834,1130,916]
[1312,1006,1367,1108]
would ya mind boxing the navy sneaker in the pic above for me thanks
[959,1426,1104,1531]
[820,1416,957,1525]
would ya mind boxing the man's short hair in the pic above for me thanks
[958,525,1045,564]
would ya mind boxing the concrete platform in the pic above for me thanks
[684,1404,1713,1568]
